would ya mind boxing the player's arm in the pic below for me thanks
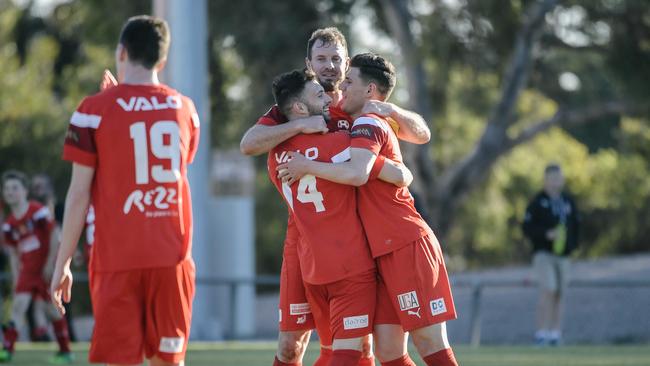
[377,159,413,187]
[362,101,431,144]
[279,147,376,187]
[51,163,94,314]
[240,116,328,156]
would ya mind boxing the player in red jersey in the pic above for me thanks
[268,69,413,366]
[278,53,459,366]
[1,171,73,364]
[50,16,200,366]
[240,27,430,366]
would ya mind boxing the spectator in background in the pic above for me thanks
[523,164,580,346]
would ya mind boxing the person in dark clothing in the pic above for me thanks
[523,164,579,346]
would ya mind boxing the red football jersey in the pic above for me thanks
[62,84,200,272]
[256,103,352,132]
[350,114,432,258]
[268,132,375,284]
[2,201,53,275]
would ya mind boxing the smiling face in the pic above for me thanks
[340,67,369,116]
[299,80,332,116]
[306,39,348,93]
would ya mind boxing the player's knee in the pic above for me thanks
[360,335,373,358]
[410,325,449,356]
[277,333,307,362]
[374,337,404,362]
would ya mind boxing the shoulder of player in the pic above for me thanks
[29,201,50,221]
[352,115,388,131]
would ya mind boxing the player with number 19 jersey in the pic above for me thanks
[63,84,199,273]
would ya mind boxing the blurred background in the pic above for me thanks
[0,0,649,350]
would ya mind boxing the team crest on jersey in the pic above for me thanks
[397,291,420,311]
[337,120,350,130]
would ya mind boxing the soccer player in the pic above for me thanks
[1,170,73,364]
[240,27,430,366]
[268,69,414,366]
[50,15,200,366]
[278,53,459,366]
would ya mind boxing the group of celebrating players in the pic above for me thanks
[240,27,459,366]
[0,13,458,366]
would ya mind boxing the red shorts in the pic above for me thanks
[304,268,376,343]
[89,259,195,365]
[375,234,456,331]
[16,273,49,300]
[279,226,315,332]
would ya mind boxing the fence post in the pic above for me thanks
[469,282,483,347]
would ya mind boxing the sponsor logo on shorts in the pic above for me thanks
[397,291,420,311]
[289,303,311,315]
[343,315,369,330]
[159,337,184,353]
[407,308,422,319]
[297,315,307,324]
[430,298,447,316]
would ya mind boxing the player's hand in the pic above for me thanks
[50,263,73,315]
[100,69,118,91]
[297,115,328,134]
[277,151,308,185]
[362,100,395,117]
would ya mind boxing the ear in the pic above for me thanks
[118,44,128,62]
[291,100,308,115]
[344,56,350,72]
[305,57,313,72]
[366,82,377,97]
[155,56,167,72]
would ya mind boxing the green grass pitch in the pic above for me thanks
[10,342,650,365]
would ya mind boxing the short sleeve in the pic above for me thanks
[256,105,287,126]
[62,98,101,167]
[350,116,387,155]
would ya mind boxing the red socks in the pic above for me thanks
[358,355,376,366]
[422,348,458,366]
[273,356,301,366]
[381,354,417,366]
[52,319,71,353]
[329,350,362,366]
[313,347,332,366]
[1,323,18,353]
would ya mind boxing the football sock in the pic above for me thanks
[381,354,417,366]
[52,319,71,353]
[422,348,458,366]
[358,354,376,366]
[1,323,18,352]
[273,356,301,366]
[313,347,332,366]
[328,349,362,366]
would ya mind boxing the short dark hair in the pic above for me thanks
[350,53,396,98]
[306,27,348,60]
[2,170,29,189]
[544,163,562,175]
[272,69,317,117]
[119,15,170,69]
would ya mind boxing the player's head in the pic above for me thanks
[2,170,29,207]
[341,53,396,115]
[305,27,349,93]
[116,15,170,78]
[272,69,332,119]
[31,173,54,204]
[544,164,565,195]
